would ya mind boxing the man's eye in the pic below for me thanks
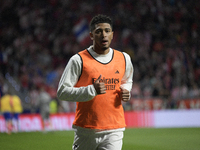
[95,30,101,34]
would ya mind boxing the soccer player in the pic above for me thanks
[0,91,13,134]
[37,86,52,132]
[57,14,133,150]
[10,94,23,132]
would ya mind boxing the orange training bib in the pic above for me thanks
[73,49,126,129]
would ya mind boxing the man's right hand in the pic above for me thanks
[93,75,106,94]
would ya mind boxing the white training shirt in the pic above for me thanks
[57,46,134,102]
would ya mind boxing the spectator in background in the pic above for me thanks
[37,86,52,132]
[188,83,200,98]
[0,0,199,112]
[10,93,23,132]
[0,90,13,134]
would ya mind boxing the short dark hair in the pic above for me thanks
[89,14,113,32]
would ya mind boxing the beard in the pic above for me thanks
[93,41,110,54]
[101,46,108,50]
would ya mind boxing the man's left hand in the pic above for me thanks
[120,87,130,102]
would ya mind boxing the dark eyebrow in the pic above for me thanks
[105,28,111,30]
[95,27,112,31]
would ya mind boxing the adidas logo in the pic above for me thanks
[115,70,119,74]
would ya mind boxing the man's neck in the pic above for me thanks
[93,47,110,55]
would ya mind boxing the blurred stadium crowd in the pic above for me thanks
[0,0,200,113]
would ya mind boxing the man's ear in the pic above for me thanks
[90,32,93,40]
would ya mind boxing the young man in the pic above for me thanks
[37,86,52,132]
[10,94,23,132]
[57,14,133,150]
[0,91,13,134]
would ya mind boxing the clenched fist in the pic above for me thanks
[93,75,106,95]
[120,87,130,102]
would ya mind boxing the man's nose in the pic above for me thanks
[102,30,107,37]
